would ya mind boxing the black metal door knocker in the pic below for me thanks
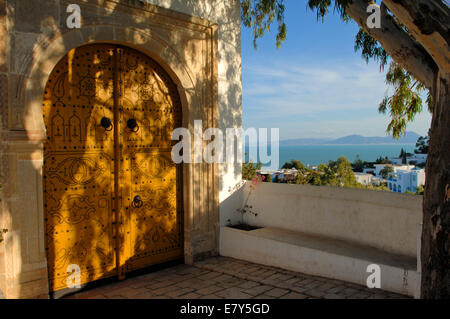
[100,117,113,131]
[132,195,143,208]
[127,118,139,132]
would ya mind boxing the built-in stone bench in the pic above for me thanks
[220,226,418,297]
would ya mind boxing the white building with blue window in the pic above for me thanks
[387,169,426,193]
[373,164,416,177]
[388,153,427,165]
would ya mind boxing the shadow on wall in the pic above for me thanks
[0,0,243,298]
[42,44,183,293]
[145,0,244,191]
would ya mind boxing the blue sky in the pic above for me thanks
[241,0,432,141]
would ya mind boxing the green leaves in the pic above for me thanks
[241,0,355,49]
[291,157,358,188]
[307,0,352,22]
[379,166,394,179]
[241,0,287,48]
[242,1,434,140]
[378,62,432,138]
[241,0,353,49]
[415,135,429,154]
[355,29,389,71]
[242,160,262,180]
[353,28,432,139]
[282,159,305,170]
[328,156,359,188]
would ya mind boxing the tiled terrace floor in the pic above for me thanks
[66,256,409,299]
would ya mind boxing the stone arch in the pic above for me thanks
[23,27,198,289]
[24,25,195,136]
[1,1,220,298]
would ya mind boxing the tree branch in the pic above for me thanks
[383,0,450,74]
[344,0,437,90]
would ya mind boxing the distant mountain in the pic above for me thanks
[280,138,332,146]
[280,131,420,146]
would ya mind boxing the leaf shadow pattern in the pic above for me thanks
[1,0,243,298]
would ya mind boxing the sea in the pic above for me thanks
[245,144,416,169]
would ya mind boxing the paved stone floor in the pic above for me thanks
[66,256,409,299]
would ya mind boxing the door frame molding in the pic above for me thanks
[42,43,187,290]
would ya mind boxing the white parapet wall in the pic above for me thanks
[238,183,423,258]
[220,183,423,297]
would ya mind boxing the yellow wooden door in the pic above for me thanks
[116,47,184,275]
[43,44,118,292]
[43,44,183,292]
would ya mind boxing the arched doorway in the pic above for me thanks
[42,44,184,293]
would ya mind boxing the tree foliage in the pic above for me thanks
[379,165,394,179]
[399,148,407,164]
[282,159,305,170]
[281,156,394,191]
[241,0,435,138]
[309,2,435,138]
[241,0,287,48]
[416,185,425,196]
[292,157,359,188]
[242,160,262,180]
[353,27,433,139]
[241,0,450,299]
[354,28,389,71]
[307,0,352,22]
[378,62,433,138]
[328,156,359,187]
[415,135,429,154]
[375,156,390,164]
[352,155,364,172]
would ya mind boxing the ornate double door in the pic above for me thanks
[43,44,183,292]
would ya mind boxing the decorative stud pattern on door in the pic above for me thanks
[43,44,183,292]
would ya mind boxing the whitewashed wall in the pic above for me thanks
[242,183,423,258]
[144,0,244,217]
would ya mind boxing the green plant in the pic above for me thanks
[380,166,395,179]
[236,175,265,225]
[352,155,364,173]
[415,136,429,154]
[416,185,425,196]
[242,160,262,181]
[282,159,305,170]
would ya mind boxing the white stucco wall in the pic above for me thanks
[142,2,243,188]
[241,183,423,258]
[143,0,244,214]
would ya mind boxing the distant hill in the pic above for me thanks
[280,138,332,146]
[281,131,420,146]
